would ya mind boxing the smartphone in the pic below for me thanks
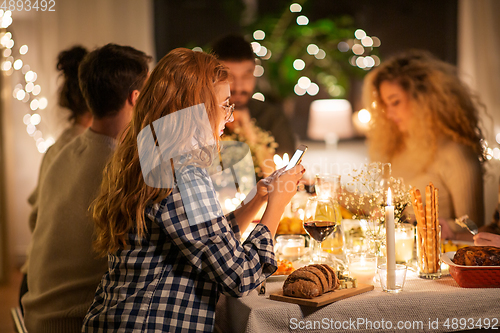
[284,144,308,171]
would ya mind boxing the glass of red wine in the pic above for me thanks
[303,196,340,265]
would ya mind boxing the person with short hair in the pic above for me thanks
[82,48,304,332]
[22,43,151,333]
[212,34,296,157]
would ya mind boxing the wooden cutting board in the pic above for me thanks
[269,284,374,307]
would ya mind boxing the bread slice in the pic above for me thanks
[283,270,322,298]
[310,264,333,292]
[298,266,328,294]
[321,264,340,290]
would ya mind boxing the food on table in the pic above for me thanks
[276,216,306,235]
[452,246,500,266]
[410,183,440,274]
[339,205,354,219]
[321,232,344,255]
[282,264,339,299]
[273,259,295,275]
[441,240,470,253]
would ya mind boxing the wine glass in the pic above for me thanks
[303,196,341,265]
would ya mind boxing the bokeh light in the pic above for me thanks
[252,92,265,101]
[297,15,309,25]
[19,44,28,54]
[293,59,305,70]
[315,49,326,59]
[337,41,349,52]
[358,109,371,123]
[352,44,364,55]
[290,3,302,12]
[354,29,366,39]
[253,30,265,40]
[306,82,319,96]
[298,76,311,89]
[253,65,264,77]
[361,36,373,47]
[307,44,319,55]
[294,84,306,96]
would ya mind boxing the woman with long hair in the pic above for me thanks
[363,50,487,239]
[83,48,304,332]
[20,45,91,310]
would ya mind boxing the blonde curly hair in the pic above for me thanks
[363,50,487,169]
[92,48,229,256]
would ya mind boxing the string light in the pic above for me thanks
[0,10,52,153]
[306,82,319,96]
[253,65,264,77]
[248,3,393,104]
[252,92,265,102]
[253,30,265,40]
[290,3,302,13]
[293,59,305,70]
[298,76,311,89]
[307,44,319,55]
[296,15,309,26]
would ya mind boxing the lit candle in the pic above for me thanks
[395,225,414,263]
[349,258,377,284]
[385,188,396,289]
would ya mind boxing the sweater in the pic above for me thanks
[390,138,484,229]
[22,129,116,333]
[22,124,87,274]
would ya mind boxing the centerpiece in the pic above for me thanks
[339,162,410,257]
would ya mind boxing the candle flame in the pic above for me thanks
[387,187,392,206]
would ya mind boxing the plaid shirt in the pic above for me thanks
[82,166,277,332]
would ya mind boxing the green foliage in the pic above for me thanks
[245,1,378,101]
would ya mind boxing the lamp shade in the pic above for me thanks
[307,99,354,140]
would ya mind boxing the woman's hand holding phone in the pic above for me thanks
[267,165,305,208]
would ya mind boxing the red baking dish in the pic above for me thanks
[441,252,500,288]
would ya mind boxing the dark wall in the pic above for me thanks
[155,0,457,62]
[154,0,243,58]
[154,0,458,139]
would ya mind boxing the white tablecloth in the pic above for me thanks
[215,271,500,333]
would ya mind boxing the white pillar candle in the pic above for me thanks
[395,227,414,262]
[385,188,396,289]
[349,260,377,284]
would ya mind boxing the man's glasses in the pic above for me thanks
[221,103,235,121]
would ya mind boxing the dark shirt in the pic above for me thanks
[248,99,296,156]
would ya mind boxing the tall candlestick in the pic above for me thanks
[385,188,396,289]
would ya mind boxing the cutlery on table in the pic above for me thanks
[455,215,478,235]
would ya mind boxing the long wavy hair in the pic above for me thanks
[92,48,229,256]
[363,50,487,169]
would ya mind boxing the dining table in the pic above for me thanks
[214,269,500,333]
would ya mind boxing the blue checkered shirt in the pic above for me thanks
[82,166,277,332]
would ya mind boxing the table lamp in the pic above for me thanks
[307,99,354,144]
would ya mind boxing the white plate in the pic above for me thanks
[441,251,500,269]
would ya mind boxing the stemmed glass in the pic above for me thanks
[301,174,342,267]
